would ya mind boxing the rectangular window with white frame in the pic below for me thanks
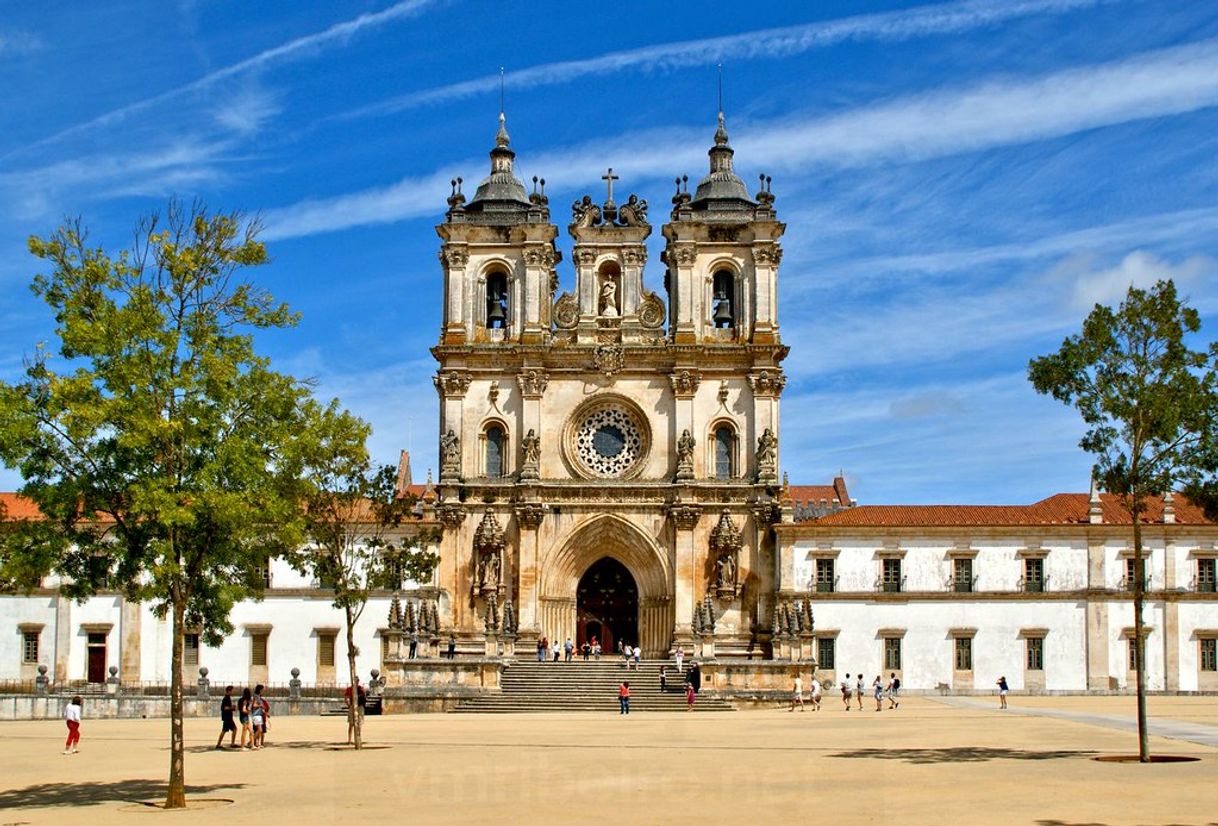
[954,636,973,671]
[817,636,835,670]
[1197,558,1216,593]
[883,637,902,671]
[1200,638,1217,672]
[1026,636,1044,671]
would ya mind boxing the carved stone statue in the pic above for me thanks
[571,195,602,228]
[716,553,736,590]
[440,429,461,479]
[600,276,619,317]
[618,194,649,227]
[478,551,499,589]
[676,429,695,481]
[520,429,540,479]
[756,427,778,482]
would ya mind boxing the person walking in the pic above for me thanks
[215,685,237,749]
[888,672,901,709]
[632,645,642,671]
[551,639,561,662]
[592,640,602,660]
[238,687,253,750]
[790,672,805,712]
[873,676,884,711]
[251,684,267,749]
[659,665,667,693]
[810,675,823,711]
[564,638,574,663]
[675,644,685,673]
[855,673,865,711]
[581,640,591,661]
[619,680,631,715]
[63,695,82,755]
[841,674,852,710]
[685,679,696,711]
[538,636,547,663]
[447,633,457,659]
[997,675,1009,709]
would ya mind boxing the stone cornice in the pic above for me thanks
[775,523,1218,540]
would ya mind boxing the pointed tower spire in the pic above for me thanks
[1089,475,1104,524]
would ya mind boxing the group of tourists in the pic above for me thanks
[617,652,702,714]
[828,672,901,711]
[215,684,271,750]
[537,635,612,661]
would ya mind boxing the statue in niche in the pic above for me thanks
[757,427,778,480]
[520,429,540,479]
[716,553,736,590]
[479,550,500,590]
[600,275,619,317]
[440,429,461,476]
[676,429,695,480]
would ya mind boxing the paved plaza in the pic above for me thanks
[1,696,1216,825]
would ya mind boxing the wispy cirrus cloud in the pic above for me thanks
[0,30,45,56]
[2,0,444,161]
[265,38,1218,240]
[339,0,1118,120]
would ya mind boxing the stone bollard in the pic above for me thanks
[197,666,210,698]
[106,665,120,695]
[289,667,302,700]
[35,664,50,696]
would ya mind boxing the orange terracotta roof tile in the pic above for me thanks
[0,492,44,521]
[800,492,1214,528]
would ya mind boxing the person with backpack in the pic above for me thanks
[215,685,237,749]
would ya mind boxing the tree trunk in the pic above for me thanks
[165,596,187,808]
[346,604,362,750]
[1132,512,1150,762]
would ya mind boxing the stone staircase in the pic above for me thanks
[451,660,734,713]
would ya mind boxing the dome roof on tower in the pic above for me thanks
[463,113,533,219]
[690,112,756,212]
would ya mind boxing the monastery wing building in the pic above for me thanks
[2,113,1217,700]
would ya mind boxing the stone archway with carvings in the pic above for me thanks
[538,514,673,658]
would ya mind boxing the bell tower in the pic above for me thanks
[436,114,561,346]
[661,112,784,346]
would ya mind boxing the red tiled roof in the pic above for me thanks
[0,492,44,521]
[788,478,851,507]
[798,492,1214,528]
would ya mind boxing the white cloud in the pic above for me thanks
[2,0,442,160]
[265,39,1218,240]
[1048,249,1218,309]
[0,31,44,57]
[339,0,1115,119]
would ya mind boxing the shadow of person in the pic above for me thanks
[829,747,1097,764]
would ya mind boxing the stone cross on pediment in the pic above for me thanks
[601,168,619,205]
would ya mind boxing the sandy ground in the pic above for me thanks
[1,696,1216,825]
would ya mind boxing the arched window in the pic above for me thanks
[485,424,505,477]
[712,270,735,329]
[714,425,735,479]
[485,271,508,329]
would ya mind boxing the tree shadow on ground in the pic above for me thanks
[0,780,246,810]
[829,747,1096,764]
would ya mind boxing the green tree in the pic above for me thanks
[287,400,438,749]
[1028,279,1218,762]
[0,202,310,807]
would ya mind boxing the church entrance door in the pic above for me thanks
[576,557,638,655]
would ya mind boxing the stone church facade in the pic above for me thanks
[431,112,803,659]
[3,114,1217,699]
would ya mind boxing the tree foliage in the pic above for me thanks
[1028,278,1218,761]
[286,399,439,749]
[0,202,311,807]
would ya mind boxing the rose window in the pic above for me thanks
[573,405,646,478]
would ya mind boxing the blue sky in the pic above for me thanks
[2,0,1218,504]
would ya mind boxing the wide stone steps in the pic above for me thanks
[451,660,733,713]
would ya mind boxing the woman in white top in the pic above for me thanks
[63,695,82,754]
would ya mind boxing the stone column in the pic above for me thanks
[434,371,471,482]
[440,244,469,344]
[748,371,786,482]
[54,594,71,684]
[1086,538,1110,689]
[515,503,545,643]
[119,598,141,684]
[669,503,701,649]
[1164,537,1180,691]
[669,370,701,478]
[670,243,698,344]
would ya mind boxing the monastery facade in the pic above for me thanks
[2,114,1217,696]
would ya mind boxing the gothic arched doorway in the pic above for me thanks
[576,557,638,654]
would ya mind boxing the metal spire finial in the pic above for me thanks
[717,63,723,115]
[499,66,505,116]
